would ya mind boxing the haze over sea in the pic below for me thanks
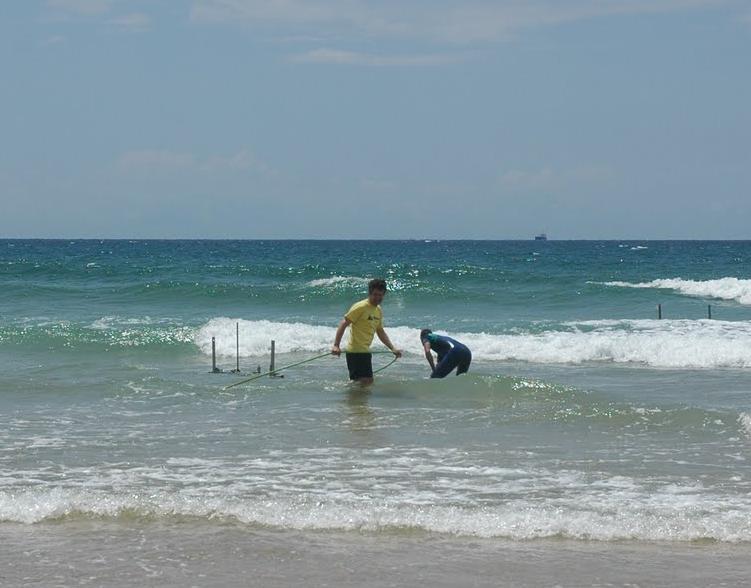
[2,239,751,586]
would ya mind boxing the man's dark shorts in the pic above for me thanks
[346,352,373,380]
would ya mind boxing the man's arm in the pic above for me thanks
[376,327,402,357]
[331,318,351,355]
[423,340,436,371]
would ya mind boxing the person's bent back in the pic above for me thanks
[420,329,471,378]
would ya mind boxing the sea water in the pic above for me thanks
[2,239,751,586]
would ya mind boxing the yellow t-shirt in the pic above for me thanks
[345,298,383,352]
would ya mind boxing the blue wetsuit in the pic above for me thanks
[422,333,472,378]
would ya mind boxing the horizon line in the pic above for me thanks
[2,237,751,242]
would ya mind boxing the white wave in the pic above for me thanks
[461,319,751,368]
[3,450,750,542]
[88,315,168,330]
[3,486,751,542]
[194,317,421,358]
[602,277,751,305]
[196,318,337,357]
[196,318,751,369]
[307,276,369,288]
[739,413,751,440]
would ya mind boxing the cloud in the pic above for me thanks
[46,1,152,33]
[201,149,276,175]
[118,150,196,171]
[291,48,462,66]
[498,165,615,192]
[41,35,68,47]
[46,0,112,16]
[190,0,720,43]
[117,149,274,175]
[360,178,398,192]
[108,13,152,33]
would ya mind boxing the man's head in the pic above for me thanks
[420,328,432,343]
[368,278,387,305]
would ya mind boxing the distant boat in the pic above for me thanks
[534,233,548,241]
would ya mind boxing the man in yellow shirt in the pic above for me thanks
[331,278,402,384]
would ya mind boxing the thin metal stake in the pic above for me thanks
[234,322,240,372]
[657,304,662,320]
[211,337,221,373]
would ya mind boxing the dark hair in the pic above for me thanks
[420,328,432,341]
[368,278,387,293]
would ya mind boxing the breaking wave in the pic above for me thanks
[602,278,751,305]
[196,317,751,369]
[3,475,751,542]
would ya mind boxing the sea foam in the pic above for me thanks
[307,276,370,288]
[196,318,751,369]
[464,319,751,368]
[739,413,751,440]
[3,486,751,542]
[603,277,751,305]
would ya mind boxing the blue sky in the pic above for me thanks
[1,0,749,239]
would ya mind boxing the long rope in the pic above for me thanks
[223,352,330,390]
[372,354,398,375]
[223,349,397,390]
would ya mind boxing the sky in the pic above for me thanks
[0,0,750,239]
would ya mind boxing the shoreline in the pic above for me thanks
[4,522,751,587]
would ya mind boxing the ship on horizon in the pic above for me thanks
[534,233,548,241]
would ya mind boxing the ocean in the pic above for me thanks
[2,239,751,586]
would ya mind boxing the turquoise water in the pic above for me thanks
[2,239,751,553]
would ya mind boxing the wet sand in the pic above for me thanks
[3,522,750,587]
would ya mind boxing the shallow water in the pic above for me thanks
[3,523,751,587]
[2,240,751,584]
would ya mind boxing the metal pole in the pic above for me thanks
[657,304,662,320]
[708,305,712,319]
[270,340,275,376]
[211,337,220,373]
[235,322,240,372]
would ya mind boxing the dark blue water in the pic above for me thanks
[3,238,750,328]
